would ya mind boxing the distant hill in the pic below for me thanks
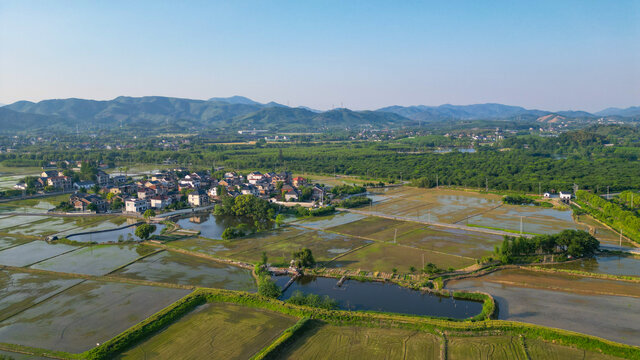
[595,106,640,117]
[2,96,412,132]
[377,103,548,121]
[0,107,61,132]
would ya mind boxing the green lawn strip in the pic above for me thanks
[250,317,311,360]
[82,288,640,360]
[466,223,541,236]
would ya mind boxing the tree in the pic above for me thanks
[292,248,315,268]
[275,214,286,227]
[135,224,157,240]
[143,209,156,219]
[257,276,281,298]
[87,203,98,212]
[261,251,268,266]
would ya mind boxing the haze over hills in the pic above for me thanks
[1,96,638,133]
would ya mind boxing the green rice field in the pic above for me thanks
[119,302,297,360]
[274,322,439,359]
[112,250,256,291]
[447,336,526,360]
[0,280,191,353]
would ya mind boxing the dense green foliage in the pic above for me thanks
[134,224,156,240]
[286,291,338,310]
[503,195,535,205]
[495,230,599,263]
[257,276,282,298]
[337,196,372,208]
[576,190,640,244]
[292,248,316,268]
[221,224,251,240]
[331,184,366,196]
[214,194,276,230]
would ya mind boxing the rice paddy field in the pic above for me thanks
[168,226,371,265]
[112,250,256,291]
[466,205,587,235]
[118,302,297,360]
[0,269,83,321]
[0,194,70,214]
[0,280,191,353]
[0,214,131,238]
[447,269,640,346]
[66,222,166,243]
[273,323,440,360]
[30,244,157,276]
[447,335,526,360]
[525,338,624,360]
[330,242,475,273]
[0,241,77,267]
[294,212,367,230]
[549,255,640,277]
[0,235,32,250]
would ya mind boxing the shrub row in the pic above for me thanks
[250,318,311,360]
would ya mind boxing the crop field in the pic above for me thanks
[0,269,83,321]
[0,215,48,230]
[525,338,624,360]
[330,242,475,273]
[67,223,166,243]
[169,226,370,265]
[327,215,503,258]
[447,336,526,360]
[120,302,297,360]
[461,268,640,297]
[368,187,502,224]
[294,212,366,230]
[0,174,28,190]
[447,271,640,346]
[0,194,70,214]
[550,255,640,277]
[274,322,439,359]
[0,235,32,250]
[31,244,156,276]
[0,280,191,353]
[0,241,77,267]
[466,205,587,235]
[113,250,256,291]
[575,214,634,247]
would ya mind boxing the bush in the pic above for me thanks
[286,291,338,310]
[292,248,315,268]
[337,196,371,208]
[134,224,157,240]
[257,276,281,298]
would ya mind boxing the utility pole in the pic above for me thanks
[428,211,431,224]
[538,182,541,196]
[394,228,397,244]
[620,228,623,247]
[422,253,425,270]
[607,186,610,200]
[436,174,439,189]
[520,216,523,235]
[485,177,488,192]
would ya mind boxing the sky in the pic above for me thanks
[0,0,639,112]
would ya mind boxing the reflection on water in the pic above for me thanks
[274,275,482,319]
[175,213,253,239]
[552,255,640,277]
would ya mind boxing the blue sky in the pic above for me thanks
[0,0,638,111]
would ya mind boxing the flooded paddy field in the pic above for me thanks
[575,214,636,247]
[274,322,439,360]
[0,349,51,360]
[447,335,525,360]
[119,302,297,360]
[0,215,48,230]
[113,250,256,291]
[368,187,502,224]
[66,222,165,243]
[276,275,482,318]
[30,244,156,276]
[550,255,640,277]
[327,215,503,258]
[0,269,83,321]
[0,241,77,267]
[466,205,587,235]
[447,270,640,346]
[0,280,191,353]
[0,235,32,250]
[168,226,370,265]
[330,242,475,273]
[294,212,366,230]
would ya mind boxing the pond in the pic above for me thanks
[274,275,482,319]
[66,223,166,243]
[175,213,252,240]
[550,255,640,277]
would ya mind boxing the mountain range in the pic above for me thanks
[0,96,638,133]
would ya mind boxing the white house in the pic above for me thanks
[559,192,572,202]
[125,198,150,213]
[188,190,209,207]
[543,192,551,198]
[74,181,95,190]
[150,195,172,210]
[247,171,263,184]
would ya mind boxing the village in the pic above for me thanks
[13,163,329,215]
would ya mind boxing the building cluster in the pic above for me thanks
[51,168,326,214]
